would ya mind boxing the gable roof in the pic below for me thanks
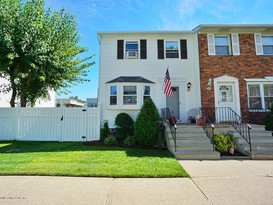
[106,76,155,84]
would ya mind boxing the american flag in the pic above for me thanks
[164,68,173,97]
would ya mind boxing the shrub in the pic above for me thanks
[102,121,110,140]
[134,98,159,147]
[213,132,236,153]
[115,113,134,142]
[103,136,118,146]
[124,136,136,147]
[263,104,273,131]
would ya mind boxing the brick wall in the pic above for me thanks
[199,33,273,116]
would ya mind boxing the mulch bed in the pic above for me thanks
[220,150,247,156]
[84,140,167,150]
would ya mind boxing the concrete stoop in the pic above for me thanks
[165,124,220,160]
[215,124,273,160]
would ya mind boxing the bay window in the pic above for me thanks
[110,86,117,105]
[123,86,137,105]
[143,86,150,102]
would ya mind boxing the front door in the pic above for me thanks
[215,83,237,122]
[166,87,180,120]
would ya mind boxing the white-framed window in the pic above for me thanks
[165,41,179,58]
[125,41,138,59]
[207,34,240,56]
[110,86,117,105]
[248,83,273,110]
[254,33,273,55]
[143,86,150,102]
[215,36,230,55]
[262,36,273,55]
[123,86,137,105]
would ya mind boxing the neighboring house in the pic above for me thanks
[86,98,98,107]
[0,78,56,107]
[97,31,201,127]
[56,98,84,107]
[194,24,273,121]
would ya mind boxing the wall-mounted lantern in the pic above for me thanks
[187,82,192,91]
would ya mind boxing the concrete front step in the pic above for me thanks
[251,151,273,160]
[166,124,220,160]
[174,151,220,160]
[232,124,273,159]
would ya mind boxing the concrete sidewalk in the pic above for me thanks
[0,160,273,205]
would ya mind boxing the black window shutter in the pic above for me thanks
[180,39,187,59]
[157,39,164,59]
[117,40,124,59]
[140,39,147,59]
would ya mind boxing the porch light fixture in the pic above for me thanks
[187,82,192,91]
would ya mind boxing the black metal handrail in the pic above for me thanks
[161,108,177,152]
[198,108,215,151]
[200,107,252,152]
[244,108,273,132]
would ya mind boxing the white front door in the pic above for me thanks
[215,82,239,122]
[217,83,236,110]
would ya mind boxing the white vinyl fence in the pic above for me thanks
[0,107,100,142]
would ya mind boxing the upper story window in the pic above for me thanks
[126,41,138,59]
[215,36,230,55]
[117,39,147,59]
[207,34,240,56]
[165,41,179,58]
[110,86,117,105]
[254,33,273,55]
[262,36,273,54]
[123,86,137,105]
[157,39,187,59]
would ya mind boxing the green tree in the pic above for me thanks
[0,0,94,107]
[115,113,134,142]
[134,98,159,146]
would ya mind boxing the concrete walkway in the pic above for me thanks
[0,160,273,205]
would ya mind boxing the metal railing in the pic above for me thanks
[200,107,252,152]
[161,108,177,152]
[198,109,215,151]
[242,108,273,132]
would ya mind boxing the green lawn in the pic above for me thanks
[0,141,189,178]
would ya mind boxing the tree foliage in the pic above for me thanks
[0,0,94,107]
[134,98,159,146]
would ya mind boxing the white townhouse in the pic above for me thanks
[97,31,201,127]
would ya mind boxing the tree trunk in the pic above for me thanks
[10,89,17,107]
[20,95,27,107]
[9,79,17,107]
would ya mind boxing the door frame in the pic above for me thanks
[214,75,241,115]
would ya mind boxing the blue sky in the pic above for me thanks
[45,0,273,100]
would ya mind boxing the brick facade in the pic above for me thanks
[198,33,273,119]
